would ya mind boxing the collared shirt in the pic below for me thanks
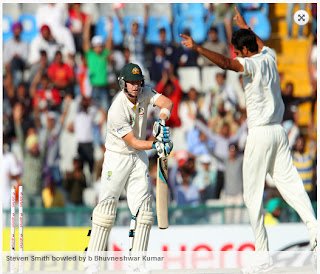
[105,87,161,154]
[236,46,284,129]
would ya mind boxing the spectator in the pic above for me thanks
[13,103,49,226]
[282,82,314,122]
[158,28,179,69]
[75,53,92,97]
[174,166,200,206]
[199,27,229,67]
[36,3,68,31]
[10,82,33,119]
[214,72,238,113]
[28,25,59,66]
[3,81,14,141]
[67,3,88,53]
[42,174,66,208]
[41,97,71,187]
[36,3,75,62]
[31,73,62,129]
[282,110,300,149]
[83,15,112,112]
[223,143,244,224]
[177,29,199,67]
[150,46,169,83]
[28,50,49,84]
[118,4,149,74]
[210,3,237,43]
[155,67,182,128]
[195,119,247,199]
[2,138,21,226]
[178,87,200,132]
[286,3,306,38]
[193,154,217,203]
[186,122,215,156]
[307,33,317,92]
[63,156,87,205]
[67,95,107,176]
[3,22,28,87]
[47,50,75,97]
[292,135,314,196]
[264,198,282,225]
[206,100,239,134]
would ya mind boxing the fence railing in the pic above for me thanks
[3,202,317,227]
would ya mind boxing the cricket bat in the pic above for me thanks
[156,156,169,229]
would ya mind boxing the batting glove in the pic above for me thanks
[153,140,173,158]
[153,119,171,143]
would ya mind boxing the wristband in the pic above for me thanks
[160,108,171,119]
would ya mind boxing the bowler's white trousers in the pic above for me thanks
[243,124,317,251]
[100,149,152,216]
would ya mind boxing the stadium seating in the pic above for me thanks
[173,15,207,43]
[95,16,123,46]
[19,14,38,43]
[237,3,271,41]
[177,66,202,93]
[172,3,206,18]
[146,16,172,45]
[3,14,13,43]
[243,11,271,41]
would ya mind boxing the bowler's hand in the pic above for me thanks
[233,7,248,29]
[180,34,198,51]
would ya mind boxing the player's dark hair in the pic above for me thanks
[231,29,258,53]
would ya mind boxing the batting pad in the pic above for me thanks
[132,195,154,251]
[87,198,117,251]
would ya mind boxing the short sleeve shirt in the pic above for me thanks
[85,49,109,86]
[235,46,284,129]
[105,87,161,154]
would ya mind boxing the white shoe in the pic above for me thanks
[241,262,274,274]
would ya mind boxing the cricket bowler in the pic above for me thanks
[181,7,317,273]
[84,63,173,273]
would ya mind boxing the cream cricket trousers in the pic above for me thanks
[99,149,152,216]
[243,124,317,251]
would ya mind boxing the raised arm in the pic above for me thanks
[83,15,92,52]
[105,16,113,50]
[180,34,244,72]
[233,6,264,52]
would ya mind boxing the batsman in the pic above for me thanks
[85,63,173,272]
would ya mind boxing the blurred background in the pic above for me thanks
[2,3,317,251]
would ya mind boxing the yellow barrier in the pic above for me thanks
[3,227,90,251]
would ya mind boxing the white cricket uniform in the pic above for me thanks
[236,46,317,251]
[99,87,161,216]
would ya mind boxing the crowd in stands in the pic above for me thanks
[2,3,317,226]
